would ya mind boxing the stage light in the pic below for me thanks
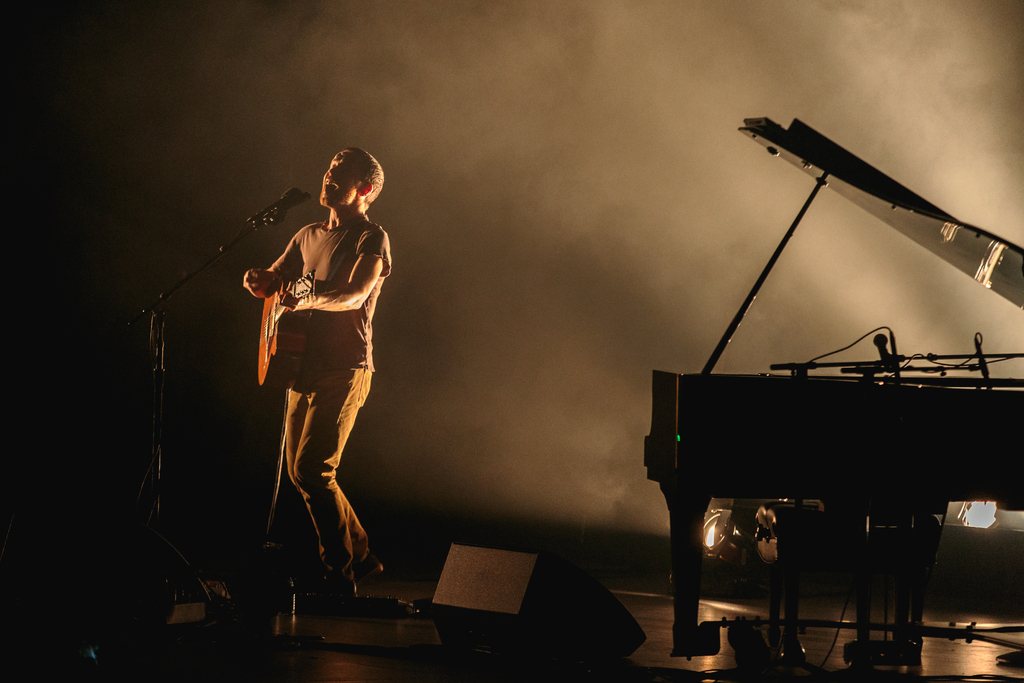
[957,501,997,528]
[704,509,733,553]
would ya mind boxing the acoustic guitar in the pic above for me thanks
[258,271,316,388]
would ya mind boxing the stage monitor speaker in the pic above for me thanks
[431,543,646,660]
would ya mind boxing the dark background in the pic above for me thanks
[16,1,1023,574]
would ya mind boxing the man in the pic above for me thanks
[243,148,390,595]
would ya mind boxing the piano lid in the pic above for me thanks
[739,118,1024,310]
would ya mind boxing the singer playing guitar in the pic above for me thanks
[243,148,391,595]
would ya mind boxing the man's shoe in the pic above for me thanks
[322,571,356,597]
[352,553,383,584]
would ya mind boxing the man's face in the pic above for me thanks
[320,153,364,209]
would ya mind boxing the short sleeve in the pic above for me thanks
[356,227,391,278]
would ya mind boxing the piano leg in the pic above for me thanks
[768,564,782,647]
[666,485,720,657]
[778,498,807,665]
[853,562,872,666]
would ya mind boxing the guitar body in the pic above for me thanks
[258,272,315,388]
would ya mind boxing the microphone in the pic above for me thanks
[274,187,312,211]
[974,332,990,380]
[249,188,311,227]
[873,333,891,363]
[873,331,901,378]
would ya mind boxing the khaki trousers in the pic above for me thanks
[285,368,372,579]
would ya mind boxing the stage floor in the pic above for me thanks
[17,574,1020,682]
[2,511,1021,681]
[255,579,1022,682]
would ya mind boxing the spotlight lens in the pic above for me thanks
[963,501,997,528]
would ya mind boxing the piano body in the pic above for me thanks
[645,118,1024,665]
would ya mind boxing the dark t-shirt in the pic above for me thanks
[272,216,391,381]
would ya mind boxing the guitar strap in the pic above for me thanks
[325,256,345,284]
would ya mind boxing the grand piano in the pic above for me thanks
[644,118,1024,666]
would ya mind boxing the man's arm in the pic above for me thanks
[298,254,384,312]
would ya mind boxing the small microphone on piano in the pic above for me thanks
[874,333,901,376]
[874,333,893,373]
[873,334,890,362]
[974,332,990,380]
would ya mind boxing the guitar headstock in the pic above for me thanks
[291,270,316,300]
[277,270,316,309]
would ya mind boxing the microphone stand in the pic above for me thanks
[128,190,310,527]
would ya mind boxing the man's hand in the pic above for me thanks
[281,291,307,310]
[243,268,282,298]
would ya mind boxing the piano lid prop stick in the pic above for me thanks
[702,172,830,375]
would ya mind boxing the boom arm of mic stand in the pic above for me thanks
[126,190,309,528]
[129,202,295,327]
